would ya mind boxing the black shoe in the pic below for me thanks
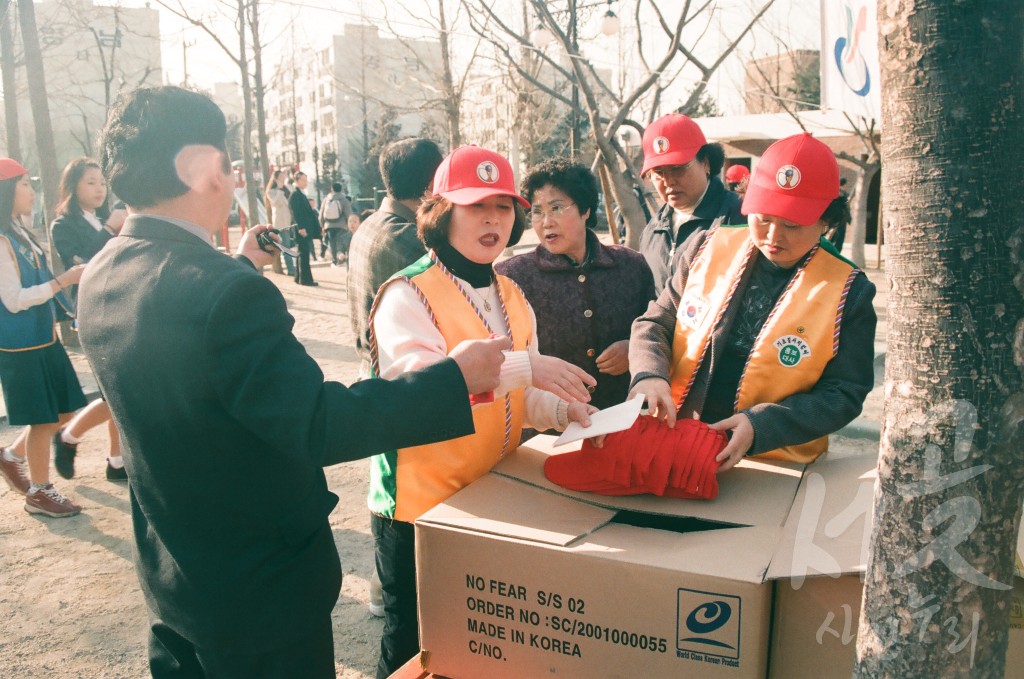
[300,281,319,287]
[106,461,128,482]
[52,430,78,480]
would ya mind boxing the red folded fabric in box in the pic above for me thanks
[544,416,729,500]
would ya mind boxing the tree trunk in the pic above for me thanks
[437,0,460,149]
[1,2,21,161]
[17,0,59,225]
[248,0,270,195]
[847,163,877,268]
[235,0,260,229]
[855,2,1024,677]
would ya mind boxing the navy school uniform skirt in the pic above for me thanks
[0,341,86,425]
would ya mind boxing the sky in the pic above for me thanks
[123,0,823,117]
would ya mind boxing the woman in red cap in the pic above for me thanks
[367,145,599,678]
[638,113,745,291]
[629,133,877,472]
[725,163,750,196]
[0,158,88,517]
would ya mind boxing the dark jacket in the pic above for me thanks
[629,228,877,456]
[77,215,474,652]
[639,176,744,291]
[496,230,656,409]
[289,186,321,240]
[51,211,113,268]
[347,197,426,373]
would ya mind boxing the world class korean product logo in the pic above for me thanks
[676,588,741,666]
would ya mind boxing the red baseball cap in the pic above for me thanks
[741,133,839,226]
[0,158,29,181]
[641,114,707,175]
[432,145,529,208]
[725,164,750,183]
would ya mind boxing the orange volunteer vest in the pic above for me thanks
[669,226,858,463]
[367,253,531,521]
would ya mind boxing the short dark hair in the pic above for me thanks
[100,86,228,209]
[417,195,526,251]
[696,143,726,177]
[55,157,104,218]
[521,158,600,230]
[380,138,443,201]
[331,182,342,193]
[820,194,851,229]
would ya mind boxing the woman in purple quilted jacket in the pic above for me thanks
[497,159,656,410]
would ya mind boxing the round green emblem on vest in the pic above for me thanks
[773,334,812,367]
[779,345,801,366]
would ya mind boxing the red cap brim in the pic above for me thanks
[741,181,830,227]
[439,186,530,209]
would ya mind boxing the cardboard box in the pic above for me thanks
[414,435,1022,678]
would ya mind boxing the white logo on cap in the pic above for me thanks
[776,165,801,189]
[653,136,670,154]
[477,161,499,184]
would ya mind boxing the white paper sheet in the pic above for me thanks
[552,394,645,446]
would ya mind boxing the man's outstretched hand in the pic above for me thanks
[449,336,512,396]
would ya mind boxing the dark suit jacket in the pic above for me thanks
[289,186,321,240]
[77,215,474,652]
[50,211,113,268]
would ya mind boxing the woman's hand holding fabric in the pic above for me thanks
[709,413,754,471]
[628,377,676,428]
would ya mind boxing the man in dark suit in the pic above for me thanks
[289,171,319,286]
[78,86,509,678]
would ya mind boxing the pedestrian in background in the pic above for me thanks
[264,170,295,276]
[289,171,320,286]
[0,158,87,518]
[49,157,126,482]
[319,181,352,265]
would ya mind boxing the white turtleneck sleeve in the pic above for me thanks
[371,276,565,432]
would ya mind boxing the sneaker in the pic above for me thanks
[368,571,384,618]
[52,429,78,479]
[0,448,30,495]
[106,460,128,482]
[24,483,81,518]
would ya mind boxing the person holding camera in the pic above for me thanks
[77,86,509,678]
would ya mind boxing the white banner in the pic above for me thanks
[820,0,882,122]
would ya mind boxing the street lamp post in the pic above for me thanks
[529,1,618,160]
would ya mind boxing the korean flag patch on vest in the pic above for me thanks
[773,335,811,367]
[680,294,709,330]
